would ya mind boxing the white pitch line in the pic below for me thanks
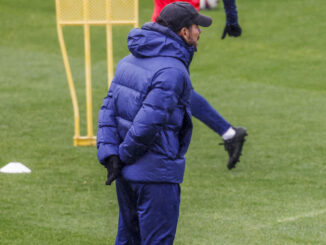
[277,209,326,223]
[248,209,326,230]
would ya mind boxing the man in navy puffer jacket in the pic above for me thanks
[97,2,226,244]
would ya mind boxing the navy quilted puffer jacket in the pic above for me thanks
[97,22,194,183]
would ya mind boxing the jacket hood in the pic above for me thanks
[127,22,195,68]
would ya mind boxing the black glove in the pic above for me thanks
[221,24,242,39]
[220,127,248,170]
[104,155,123,185]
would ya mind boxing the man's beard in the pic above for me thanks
[181,35,200,51]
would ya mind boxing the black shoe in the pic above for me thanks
[220,127,248,170]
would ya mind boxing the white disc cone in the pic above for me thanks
[0,162,31,174]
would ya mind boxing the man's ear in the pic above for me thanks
[178,27,189,42]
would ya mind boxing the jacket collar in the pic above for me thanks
[127,22,195,68]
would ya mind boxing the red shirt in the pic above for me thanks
[152,0,200,22]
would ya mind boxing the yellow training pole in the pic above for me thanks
[106,0,114,89]
[83,0,94,140]
[56,0,81,145]
[56,0,139,146]
[134,0,139,27]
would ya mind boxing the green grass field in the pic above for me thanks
[1,0,326,244]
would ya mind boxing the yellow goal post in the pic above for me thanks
[55,0,138,146]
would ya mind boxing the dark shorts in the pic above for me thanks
[115,178,181,245]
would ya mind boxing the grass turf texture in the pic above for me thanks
[1,0,326,244]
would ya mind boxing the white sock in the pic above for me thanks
[222,127,236,140]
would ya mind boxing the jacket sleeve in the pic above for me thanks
[190,90,231,136]
[119,67,186,164]
[223,0,239,26]
[97,90,120,165]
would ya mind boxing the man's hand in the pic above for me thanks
[220,127,248,170]
[221,24,242,39]
[104,155,124,185]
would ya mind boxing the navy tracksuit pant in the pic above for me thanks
[115,178,181,245]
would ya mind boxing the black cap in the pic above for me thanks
[157,2,212,33]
